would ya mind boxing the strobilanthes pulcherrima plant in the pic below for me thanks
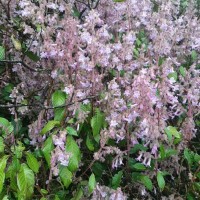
[0,0,199,199]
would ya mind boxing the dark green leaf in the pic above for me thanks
[26,152,40,173]
[140,175,153,191]
[42,136,54,167]
[52,90,66,107]
[157,171,165,191]
[88,173,96,194]
[112,171,123,189]
[86,133,95,151]
[59,166,72,189]
[66,126,78,136]
[65,136,81,172]
[40,120,60,135]
[184,148,193,166]
[132,163,146,170]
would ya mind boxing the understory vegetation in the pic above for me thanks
[0,0,200,199]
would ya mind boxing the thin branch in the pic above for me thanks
[0,95,99,109]
[0,60,47,72]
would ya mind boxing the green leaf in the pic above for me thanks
[0,117,14,134]
[157,171,165,191]
[91,109,105,143]
[0,137,5,153]
[179,66,186,77]
[165,126,181,139]
[59,166,72,189]
[66,126,78,136]
[54,108,65,121]
[86,133,95,151]
[133,48,139,58]
[26,152,40,173]
[17,164,35,199]
[130,144,148,154]
[0,155,9,172]
[159,144,166,159]
[184,148,193,166]
[165,149,177,158]
[0,170,5,193]
[168,72,178,82]
[40,189,48,195]
[0,46,5,60]
[42,136,54,167]
[24,51,40,61]
[0,117,9,127]
[194,153,200,163]
[88,173,96,194]
[40,120,60,135]
[65,136,81,172]
[52,90,66,107]
[132,163,146,170]
[191,50,197,61]
[140,175,153,191]
[194,182,200,191]
[112,171,123,189]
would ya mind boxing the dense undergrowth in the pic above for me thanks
[0,0,200,199]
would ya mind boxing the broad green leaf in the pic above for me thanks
[0,117,14,134]
[0,117,9,128]
[0,46,5,60]
[91,109,105,143]
[66,126,78,136]
[40,120,60,135]
[132,163,146,170]
[0,137,5,153]
[86,133,94,151]
[179,66,186,77]
[40,189,48,194]
[133,48,139,58]
[132,172,142,181]
[191,50,197,61]
[26,152,40,173]
[157,171,165,191]
[0,171,5,193]
[112,171,123,189]
[194,182,200,192]
[140,175,153,191]
[168,72,178,82]
[184,148,193,166]
[52,90,66,107]
[42,136,54,167]
[54,108,65,121]
[0,155,9,172]
[59,166,72,189]
[65,136,81,172]
[194,153,200,163]
[159,144,166,159]
[25,51,40,62]
[88,173,96,194]
[17,164,35,199]
[165,126,181,139]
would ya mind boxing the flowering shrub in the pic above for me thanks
[0,0,200,199]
